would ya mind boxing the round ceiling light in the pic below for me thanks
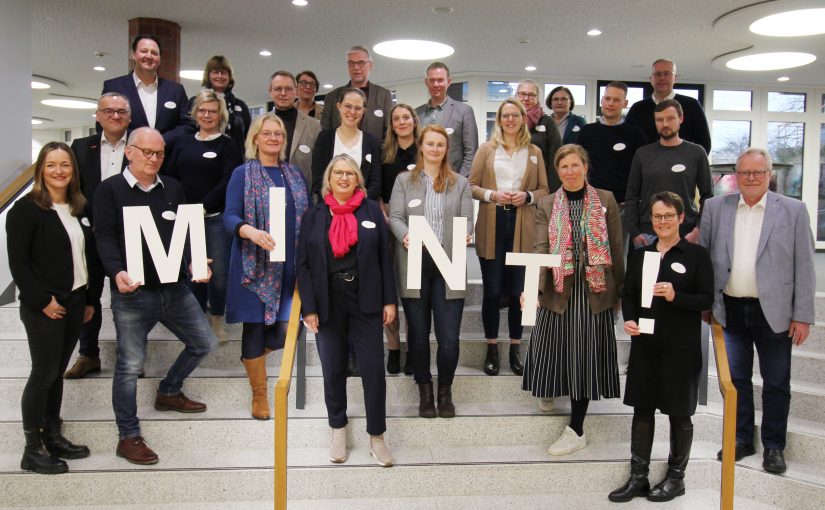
[292,0,308,5]
[31,81,51,90]
[725,52,816,71]
[31,119,43,125]
[373,40,454,60]
[322,84,333,89]
[777,76,790,82]
[587,28,602,36]
[93,66,106,72]
[525,65,536,71]
[41,98,97,109]
[259,50,272,57]
[180,70,203,81]
[750,8,825,37]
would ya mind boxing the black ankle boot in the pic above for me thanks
[484,344,499,376]
[436,383,455,418]
[21,429,68,474]
[609,415,653,502]
[509,344,523,375]
[418,382,436,418]
[386,349,401,374]
[648,422,693,502]
[43,418,90,459]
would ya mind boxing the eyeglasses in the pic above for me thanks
[501,113,522,120]
[347,60,371,68]
[651,213,678,223]
[652,71,675,78]
[341,103,364,113]
[297,80,317,89]
[516,92,538,99]
[130,145,165,159]
[269,87,295,94]
[209,69,230,77]
[197,108,219,116]
[551,96,570,102]
[736,170,769,179]
[332,170,357,179]
[99,108,130,117]
[258,131,285,139]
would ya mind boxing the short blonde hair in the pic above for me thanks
[321,154,365,197]
[245,112,287,161]
[491,98,531,150]
[190,90,228,133]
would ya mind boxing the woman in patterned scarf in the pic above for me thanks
[522,144,624,456]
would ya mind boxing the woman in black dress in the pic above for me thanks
[609,191,713,503]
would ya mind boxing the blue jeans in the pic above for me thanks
[401,251,464,385]
[722,295,792,450]
[190,214,230,316]
[111,283,217,439]
[479,207,524,340]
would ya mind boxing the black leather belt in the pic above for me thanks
[723,294,759,303]
[498,204,513,211]
[331,272,357,282]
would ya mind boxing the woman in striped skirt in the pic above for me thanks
[522,144,624,456]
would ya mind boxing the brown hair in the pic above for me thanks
[650,191,684,216]
[412,125,456,193]
[655,98,683,116]
[201,55,235,90]
[547,86,575,110]
[30,142,86,216]
[554,144,590,171]
[383,103,421,164]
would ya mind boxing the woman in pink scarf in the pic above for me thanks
[517,80,562,192]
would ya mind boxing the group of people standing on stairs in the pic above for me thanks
[11,36,814,506]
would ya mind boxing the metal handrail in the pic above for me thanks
[711,318,737,510]
[274,287,302,510]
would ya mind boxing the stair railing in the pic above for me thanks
[711,318,737,510]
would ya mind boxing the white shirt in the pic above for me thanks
[493,145,528,192]
[651,90,677,105]
[52,203,88,291]
[133,71,158,128]
[100,133,127,182]
[123,167,163,193]
[333,131,363,166]
[725,192,767,298]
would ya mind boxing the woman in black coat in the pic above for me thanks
[516,79,562,192]
[610,191,713,503]
[6,142,99,474]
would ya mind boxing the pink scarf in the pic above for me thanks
[324,189,365,258]
[525,104,543,131]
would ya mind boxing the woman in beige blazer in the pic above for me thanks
[469,98,549,376]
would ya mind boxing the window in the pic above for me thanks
[486,81,517,102]
[710,120,752,195]
[817,123,825,240]
[767,121,805,199]
[448,81,469,102]
[485,112,496,141]
[713,90,752,111]
[768,92,806,113]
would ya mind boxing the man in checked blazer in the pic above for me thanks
[700,147,815,476]
[63,92,131,379]
[415,62,479,177]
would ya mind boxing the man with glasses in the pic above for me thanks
[700,147,814,475]
[269,70,320,185]
[624,99,712,249]
[320,46,393,145]
[63,92,132,379]
[93,127,217,465]
[415,61,478,177]
[626,58,711,153]
[101,34,190,144]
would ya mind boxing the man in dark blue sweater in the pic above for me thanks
[94,127,217,466]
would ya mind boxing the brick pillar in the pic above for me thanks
[128,18,181,82]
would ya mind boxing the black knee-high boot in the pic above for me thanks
[609,411,654,502]
[648,417,693,502]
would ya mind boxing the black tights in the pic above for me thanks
[241,321,289,359]
[634,408,692,430]
[569,398,590,436]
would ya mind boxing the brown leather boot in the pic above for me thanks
[242,356,270,420]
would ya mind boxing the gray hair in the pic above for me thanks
[347,45,372,61]
[517,79,542,99]
[652,58,677,74]
[735,147,773,172]
[98,92,131,110]
[127,127,162,146]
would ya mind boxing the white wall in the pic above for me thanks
[0,0,32,184]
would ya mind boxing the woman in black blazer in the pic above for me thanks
[6,142,98,474]
[297,154,397,467]
[311,88,381,201]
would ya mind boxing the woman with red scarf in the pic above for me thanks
[297,154,397,467]
[224,112,309,421]
[516,80,562,192]
[522,144,624,456]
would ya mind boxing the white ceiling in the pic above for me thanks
[31,0,825,129]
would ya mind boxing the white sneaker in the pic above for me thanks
[369,434,394,467]
[538,398,555,412]
[209,314,228,344]
[547,426,586,456]
[329,427,347,463]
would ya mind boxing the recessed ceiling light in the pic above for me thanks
[433,6,454,14]
[31,119,43,125]
[587,28,602,36]
[292,0,308,5]
[777,76,790,82]
[750,8,825,37]
[259,50,272,57]
[93,66,106,72]
[322,83,333,89]
[180,70,203,80]
[41,98,97,109]
[31,81,50,90]
[525,65,536,72]
[373,40,454,60]
[725,52,816,71]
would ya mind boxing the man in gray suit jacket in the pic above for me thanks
[415,62,479,177]
[320,45,393,145]
[700,147,815,475]
[269,71,320,185]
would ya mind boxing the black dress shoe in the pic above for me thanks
[483,344,499,376]
[763,448,786,474]
[716,442,756,461]
[386,349,400,374]
[509,344,523,376]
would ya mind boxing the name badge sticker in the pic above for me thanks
[234,105,243,112]
[202,152,217,159]
[164,101,177,109]
[81,217,91,227]
[536,125,546,132]
[572,125,581,132]
[298,144,311,154]
[161,211,177,221]
[672,164,686,173]
[362,220,376,228]
[374,109,384,118]
[530,155,538,164]
[365,154,372,163]
[407,164,416,171]
[446,128,455,135]
[613,143,626,151]
[408,199,422,208]
[671,262,687,274]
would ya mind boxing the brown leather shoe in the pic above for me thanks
[116,436,159,465]
[64,355,101,379]
[154,391,206,413]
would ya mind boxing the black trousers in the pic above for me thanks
[316,277,386,436]
[20,289,86,430]
[77,260,104,358]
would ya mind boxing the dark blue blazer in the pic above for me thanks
[561,112,588,145]
[296,199,396,323]
[311,129,381,202]
[102,73,191,144]
[71,132,129,220]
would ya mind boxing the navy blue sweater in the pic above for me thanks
[164,134,242,213]
[577,122,648,203]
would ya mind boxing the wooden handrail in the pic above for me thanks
[0,164,34,212]
[711,319,737,510]
[274,287,302,510]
